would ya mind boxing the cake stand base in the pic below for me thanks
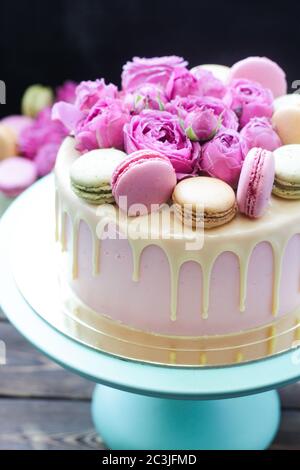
[92,385,280,450]
[3,176,300,451]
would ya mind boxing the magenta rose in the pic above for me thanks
[124,84,168,113]
[166,96,238,130]
[74,98,130,152]
[56,81,78,104]
[35,142,61,177]
[121,56,188,92]
[200,129,247,187]
[226,79,273,128]
[165,68,198,100]
[20,107,68,159]
[190,67,226,99]
[184,109,220,142]
[240,117,282,153]
[124,110,201,178]
[75,79,118,112]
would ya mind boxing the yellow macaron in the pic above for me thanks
[172,177,237,229]
[0,125,18,160]
[272,106,300,145]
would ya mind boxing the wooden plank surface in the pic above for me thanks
[271,410,300,450]
[279,383,300,410]
[0,399,104,450]
[0,322,93,399]
[0,316,300,449]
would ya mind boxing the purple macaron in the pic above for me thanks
[237,147,275,218]
[0,157,37,198]
[112,149,177,216]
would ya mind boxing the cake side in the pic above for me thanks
[55,137,300,336]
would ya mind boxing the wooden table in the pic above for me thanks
[0,306,299,450]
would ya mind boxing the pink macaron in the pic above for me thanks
[112,150,177,216]
[229,56,287,98]
[0,157,37,197]
[237,147,275,218]
[0,115,33,139]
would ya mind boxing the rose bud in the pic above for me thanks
[184,109,220,142]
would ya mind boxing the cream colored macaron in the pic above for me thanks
[190,64,230,83]
[273,93,300,112]
[0,125,18,160]
[272,106,300,145]
[172,177,237,229]
[272,145,300,199]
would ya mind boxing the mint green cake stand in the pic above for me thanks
[1,178,300,450]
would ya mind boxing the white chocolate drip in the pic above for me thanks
[55,137,300,323]
[56,194,300,322]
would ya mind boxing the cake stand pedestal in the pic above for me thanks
[1,177,300,450]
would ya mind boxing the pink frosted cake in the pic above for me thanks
[53,56,300,364]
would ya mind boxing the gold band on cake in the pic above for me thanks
[58,275,300,367]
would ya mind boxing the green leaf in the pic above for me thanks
[186,126,198,141]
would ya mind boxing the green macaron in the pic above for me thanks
[70,148,127,205]
[272,145,300,199]
[21,84,54,118]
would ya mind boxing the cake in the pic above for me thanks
[53,55,300,365]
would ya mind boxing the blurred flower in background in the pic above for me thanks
[0,81,77,205]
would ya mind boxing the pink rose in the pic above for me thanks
[226,79,273,128]
[240,117,282,153]
[200,129,247,187]
[56,81,78,104]
[75,98,130,152]
[191,67,226,99]
[166,96,238,130]
[121,56,188,92]
[165,68,198,100]
[124,110,201,179]
[184,109,220,142]
[75,79,118,112]
[124,84,168,113]
[20,107,68,159]
[35,142,61,177]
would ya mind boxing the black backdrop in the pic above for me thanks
[1,0,300,117]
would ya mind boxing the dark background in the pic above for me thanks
[0,0,299,117]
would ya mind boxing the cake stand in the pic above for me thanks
[1,176,300,450]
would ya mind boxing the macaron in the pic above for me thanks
[191,64,230,83]
[70,148,127,204]
[0,115,33,140]
[272,145,300,199]
[272,106,300,145]
[237,148,275,218]
[273,94,300,112]
[112,150,177,216]
[0,157,37,197]
[172,177,237,229]
[229,56,287,97]
[190,64,230,83]
[0,125,18,160]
